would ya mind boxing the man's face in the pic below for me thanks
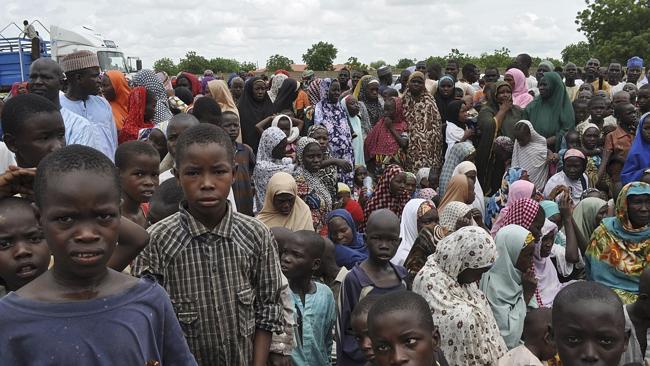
[28,61,63,102]
[445,63,458,79]
[338,70,350,88]
[607,64,622,83]
[484,69,499,83]
[585,59,600,79]
[565,65,578,81]
[627,66,643,84]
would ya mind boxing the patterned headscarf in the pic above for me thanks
[416,188,437,201]
[252,127,293,209]
[413,226,505,365]
[132,69,173,125]
[364,96,407,157]
[602,182,650,242]
[307,78,322,105]
[118,86,153,144]
[363,164,410,224]
[500,198,541,231]
[177,72,201,96]
[268,74,288,103]
[294,137,333,210]
[438,141,475,197]
[439,201,472,233]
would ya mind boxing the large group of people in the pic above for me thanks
[0,48,649,366]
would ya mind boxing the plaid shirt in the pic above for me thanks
[132,202,283,365]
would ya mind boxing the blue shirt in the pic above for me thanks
[60,94,118,161]
[290,282,336,366]
[0,277,197,365]
[60,108,103,150]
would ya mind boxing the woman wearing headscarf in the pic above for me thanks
[267,74,288,103]
[621,112,650,184]
[364,96,408,170]
[238,76,275,153]
[572,196,609,250]
[308,125,340,201]
[175,71,201,96]
[585,182,650,304]
[438,174,476,213]
[118,86,155,144]
[200,73,215,95]
[363,164,410,226]
[476,81,524,193]
[490,180,539,237]
[533,219,574,307]
[293,137,333,234]
[340,95,366,168]
[525,72,576,151]
[256,171,314,231]
[543,149,588,205]
[273,78,299,114]
[327,209,368,269]
[207,79,239,115]
[504,68,534,108]
[434,75,456,123]
[252,127,294,210]
[132,69,174,126]
[102,70,131,130]
[392,198,436,266]
[414,227,507,365]
[511,120,550,191]
[403,71,443,173]
[438,141,475,197]
[314,78,354,186]
[307,78,322,106]
[354,75,384,127]
[452,161,485,217]
[485,168,525,229]
[480,224,537,349]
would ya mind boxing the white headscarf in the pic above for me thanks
[393,198,426,266]
[511,120,549,191]
[452,161,485,217]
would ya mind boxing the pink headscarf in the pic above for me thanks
[506,68,533,108]
[564,148,586,160]
[490,180,536,236]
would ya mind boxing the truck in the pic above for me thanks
[0,21,141,91]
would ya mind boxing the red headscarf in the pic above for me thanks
[178,72,201,96]
[364,96,407,158]
[106,70,131,130]
[500,198,541,230]
[275,69,291,77]
[119,87,153,144]
[363,164,410,226]
[10,82,28,96]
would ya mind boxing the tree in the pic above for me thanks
[477,47,512,69]
[561,42,592,66]
[396,58,416,69]
[209,57,240,73]
[369,60,387,70]
[346,57,368,72]
[302,42,338,71]
[266,54,294,72]
[153,57,177,75]
[177,51,210,75]
[240,61,257,72]
[576,0,650,63]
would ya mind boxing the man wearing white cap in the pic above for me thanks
[59,50,118,161]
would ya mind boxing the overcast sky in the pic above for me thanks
[3,0,588,69]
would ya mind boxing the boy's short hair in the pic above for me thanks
[114,141,160,170]
[351,295,380,320]
[588,95,607,108]
[552,282,624,327]
[148,178,184,222]
[191,97,222,123]
[34,145,120,207]
[174,87,194,105]
[174,123,234,167]
[368,290,434,332]
[572,99,588,109]
[221,110,239,121]
[294,230,325,259]
[1,93,60,137]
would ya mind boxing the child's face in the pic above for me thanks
[383,100,396,117]
[589,101,607,122]
[328,217,353,245]
[565,132,580,149]
[221,114,241,142]
[40,171,121,281]
[582,128,599,149]
[354,167,368,186]
[311,130,329,152]
[120,154,160,204]
[352,312,375,362]
[365,220,400,264]
[404,176,416,196]
[553,301,628,366]
[389,173,407,197]
[0,205,50,291]
[642,120,650,143]
[637,89,650,113]
[146,129,168,161]
[574,105,589,123]
[276,117,291,138]
[280,238,318,280]
[175,142,234,224]
[7,111,65,168]
[371,311,440,366]
[166,121,194,158]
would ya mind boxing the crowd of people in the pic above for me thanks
[0,48,649,366]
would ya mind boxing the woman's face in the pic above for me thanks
[389,172,407,196]
[595,204,609,227]
[439,80,454,98]
[417,206,439,232]
[538,78,551,99]
[367,83,379,100]
[504,74,515,90]
[457,102,469,123]
[346,96,360,117]
[273,192,295,215]
[529,209,546,241]
[328,217,354,245]
[100,75,115,101]
[466,178,476,204]
[515,241,535,273]
[464,170,477,183]
[457,266,491,285]
[271,138,288,159]
[311,129,329,152]
[302,143,323,172]
[176,76,191,89]
[540,232,554,258]
[144,92,156,122]
[582,127,600,149]
[627,194,650,229]
[328,81,341,103]
[252,81,267,101]
[405,175,416,196]
[408,77,425,95]
[514,125,531,146]
[496,85,512,104]
[277,117,291,137]
[642,121,650,143]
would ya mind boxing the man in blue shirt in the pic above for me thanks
[59,50,118,161]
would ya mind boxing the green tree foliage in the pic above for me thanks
[240,62,257,72]
[395,58,416,69]
[576,0,650,63]
[266,54,294,72]
[153,57,177,75]
[346,57,369,72]
[369,60,387,70]
[478,48,512,69]
[209,57,241,73]
[561,42,592,66]
[177,51,210,74]
[303,42,338,71]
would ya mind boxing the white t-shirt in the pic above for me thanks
[445,122,465,159]
[159,168,238,212]
[455,81,475,97]
[0,142,16,173]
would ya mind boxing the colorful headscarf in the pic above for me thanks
[364,96,407,157]
[438,141,475,197]
[177,71,201,96]
[602,182,650,242]
[490,179,538,236]
[505,68,533,108]
[132,69,173,125]
[327,209,368,269]
[355,75,384,127]
[572,197,608,242]
[416,188,437,201]
[525,71,575,148]
[252,127,294,209]
[294,137,333,211]
[500,198,541,232]
[307,78,322,105]
[438,174,471,213]
[439,201,472,233]
[105,70,131,130]
[200,75,215,95]
[207,79,239,115]
[363,164,410,223]
[118,86,153,144]
[532,219,568,307]
[539,200,560,218]
[341,95,366,168]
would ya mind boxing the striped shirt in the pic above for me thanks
[132,201,283,365]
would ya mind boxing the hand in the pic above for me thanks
[549,185,568,201]
[522,266,538,294]
[455,216,473,230]
[268,353,293,366]
[0,166,36,198]
[559,191,573,218]
[384,116,393,129]
[335,159,353,171]
[498,99,513,113]
[462,127,474,140]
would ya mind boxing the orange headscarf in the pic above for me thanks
[438,174,471,212]
[106,70,131,130]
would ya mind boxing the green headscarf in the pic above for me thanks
[540,200,560,218]
[524,71,575,150]
[572,197,608,242]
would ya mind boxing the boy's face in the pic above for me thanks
[166,121,194,159]
[618,104,637,125]
[565,132,580,149]
[280,238,318,280]
[6,111,65,168]
[221,114,241,142]
[574,105,589,123]
[352,312,375,362]
[552,301,628,366]
[175,142,234,223]
[637,89,650,113]
[365,219,400,264]
[119,154,160,204]
[589,101,607,122]
[371,310,440,366]
[41,171,120,281]
[0,205,50,291]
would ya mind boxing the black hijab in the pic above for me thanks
[446,100,465,124]
[434,75,456,123]
[273,78,298,114]
[238,77,275,153]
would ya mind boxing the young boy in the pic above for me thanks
[604,102,636,159]
[637,84,650,115]
[351,295,380,366]
[576,96,609,134]
[551,281,630,366]
[132,123,283,365]
[115,141,160,228]
[1,93,65,169]
[146,178,184,226]
[159,112,199,181]
[367,290,447,366]
[281,230,336,366]
[337,209,408,366]
[221,110,255,216]
[498,308,556,366]
[191,95,222,125]
[0,145,196,364]
[572,100,589,125]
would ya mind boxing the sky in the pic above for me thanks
[2,0,588,69]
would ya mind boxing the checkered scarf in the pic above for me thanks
[363,164,410,224]
[500,198,540,230]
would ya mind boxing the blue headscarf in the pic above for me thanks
[327,209,368,269]
[621,112,650,184]
[539,200,560,218]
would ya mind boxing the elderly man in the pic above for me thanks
[584,58,612,96]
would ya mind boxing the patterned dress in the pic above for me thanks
[402,83,442,172]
